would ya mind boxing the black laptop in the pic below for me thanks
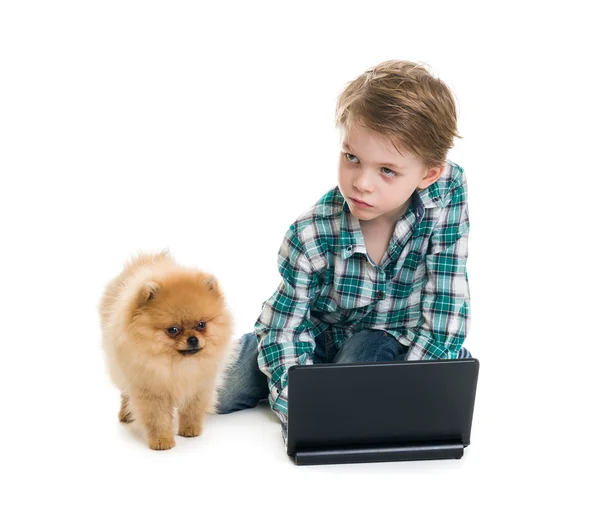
[287,358,479,465]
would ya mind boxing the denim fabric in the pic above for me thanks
[216,329,471,414]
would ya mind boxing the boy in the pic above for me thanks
[217,60,471,442]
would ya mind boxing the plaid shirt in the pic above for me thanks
[255,160,470,424]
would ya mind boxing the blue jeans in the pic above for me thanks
[216,329,472,415]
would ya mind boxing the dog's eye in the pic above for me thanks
[196,322,206,330]
[167,326,180,335]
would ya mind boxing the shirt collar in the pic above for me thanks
[416,178,444,209]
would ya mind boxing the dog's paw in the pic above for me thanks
[177,424,203,438]
[118,410,134,423]
[118,395,134,423]
[148,436,176,451]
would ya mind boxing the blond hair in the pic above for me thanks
[335,60,461,168]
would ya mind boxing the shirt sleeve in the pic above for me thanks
[402,175,471,360]
[254,223,321,425]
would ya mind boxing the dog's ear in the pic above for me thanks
[202,274,226,299]
[136,281,160,308]
[203,274,217,292]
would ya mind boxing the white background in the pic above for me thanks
[1,1,598,511]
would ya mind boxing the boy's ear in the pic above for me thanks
[417,164,445,190]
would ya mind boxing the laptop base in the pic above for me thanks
[294,441,464,466]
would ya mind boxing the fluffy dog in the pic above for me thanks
[99,251,234,450]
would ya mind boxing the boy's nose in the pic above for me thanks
[353,175,373,191]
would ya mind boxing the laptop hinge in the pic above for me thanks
[294,442,464,466]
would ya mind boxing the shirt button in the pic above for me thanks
[347,245,353,253]
[377,291,385,299]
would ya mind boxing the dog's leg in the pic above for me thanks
[178,392,210,438]
[132,392,176,450]
[118,393,134,423]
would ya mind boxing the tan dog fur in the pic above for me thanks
[99,252,235,450]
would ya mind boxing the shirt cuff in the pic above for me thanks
[400,329,448,360]
[270,385,289,420]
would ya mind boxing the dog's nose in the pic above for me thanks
[187,336,199,348]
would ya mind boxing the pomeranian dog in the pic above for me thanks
[99,251,234,450]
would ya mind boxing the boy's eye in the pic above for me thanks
[166,326,180,335]
[381,167,397,177]
[345,153,359,163]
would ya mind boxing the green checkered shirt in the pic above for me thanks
[255,160,470,423]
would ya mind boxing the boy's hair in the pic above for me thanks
[335,60,461,168]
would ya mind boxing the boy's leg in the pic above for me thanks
[332,329,407,364]
[217,330,331,415]
[332,329,473,363]
[394,345,473,360]
[215,332,269,414]
[457,347,472,358]
[215,330,473,412]
[313,330,335,363]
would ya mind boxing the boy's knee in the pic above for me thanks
[334,330,401,363]
[457,346,472,359]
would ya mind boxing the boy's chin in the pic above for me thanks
[349,206,378,220]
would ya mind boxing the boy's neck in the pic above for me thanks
[359,200,411,230]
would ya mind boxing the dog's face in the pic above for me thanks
[127,271,231,359]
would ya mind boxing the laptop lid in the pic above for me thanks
[287,358,479,456]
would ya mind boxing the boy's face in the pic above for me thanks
[337,122,444,225]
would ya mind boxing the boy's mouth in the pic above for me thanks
[350,197,373,208]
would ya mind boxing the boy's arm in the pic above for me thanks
[254,223,321,427]
[403,176,471,360]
